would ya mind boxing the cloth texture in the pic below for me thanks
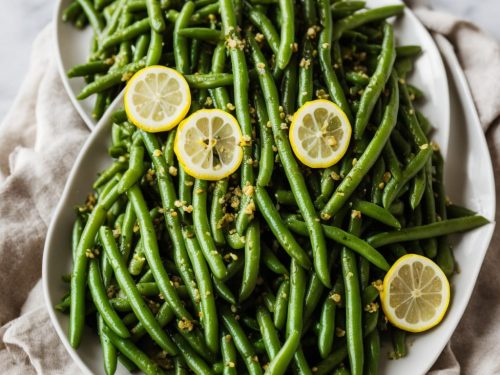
[0,5,499,375]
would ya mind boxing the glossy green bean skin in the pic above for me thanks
[342,214,364,375]
[77,0,104,33]
[221,330,238,375]
[332,5,404,40]
[254,186,311,269]
[256,306,281,358]
[265,330,300,375]
[285,217,390,271]
[212,276,237,305]
[365,330,380,375]
[70,205,107,348]
[67,61,110,77]
[317,0,352,120]
[171,333,216,375]
[318,294,336,359]
[276,0,294,69]
[101,325,166,375]
[240,220,261,301]
[221,307,263,375]
[210,42,231,110]
[133,33,150,62]
[352,200,401,229]
[297,38,314,107]
[99,226,177,355]
[145,29,163,66]
[183,226,219,354]
[174,2,195,75]
[146,0,166,32]
[130,302,175,340]
[248,35,329,287]
[354,23,395,139]
[273,278,290,330]
[101,18,151,49]
[118,145,144,193]
[286,259,306,339]
[422,159,438,257]
[97,316,117,375]
[128,184,193,321]
[368,215,489,247]
[193,179,227,278]
[255,92,274,187]
[261,244,288,275]
[210,178,228,245]
[184,73,234,88]
[314,346,348,375]
[321,73,399,219]
[88,259,130,338]
[246,5,280,55]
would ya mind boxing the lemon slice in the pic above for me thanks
[174,109,243,180]
[381,254,450,333]
[124,66,191,132]
[289,99,352,168]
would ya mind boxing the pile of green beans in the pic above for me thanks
[59,1,489,374]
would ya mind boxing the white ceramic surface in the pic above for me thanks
[43,5,494,375]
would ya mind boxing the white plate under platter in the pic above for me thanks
[44,2,495,375]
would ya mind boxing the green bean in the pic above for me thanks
[409,169,426,210]
[314,346,348,375]
[262,288,276,313]
[446,204,477,218]
[63,2,82,23]
[77,0,104,33]
[303,272,324,321]
[71,217,83,262]
[68,61,111,77]
[175,357,189,375]
[128,185,193,321]
[178,28,222,42]
[392,329,407,358]
[365,330,380,375]
[265,330,300,375]
[254,187,311,269]
[132,33,150,62]
[281,54,298,114]
[183,226,219,353]
[286,259,306,340]
[321,73,399,219]
[99,226,177,354]
[221,330,238,375]
[318,293,336,359]
[332,5,404,40]
[117,355,138,373]
[383,139,402,181]
[274,190,296,206]
[368,215,489,247]
[97,316,117,375]
[146,0,166,32]
[331,0,366,17]
[70,205,107,348]
[221,307,263,375]
[144,29,162,65]
[184,73,234,88]
[92,92,107,120]
[249,35,329,287]
[396,45,422,58]
[297,38,314,107]
[341,213,364,375]
[93,161,127,189]
[174,2,195,75]
[117,146,144,194]
[225,228,246,250]
[345,71,370,86]
[292,347,313,375]
[194,2,220,18]
[193,179,227,279]
[240,220,261,301]
[256,306,281,358]
[391,128,411,157]
[255,92,274,187]
[416,110,432,134]
[101,18,151,49]
[276,0,294,69]
[210,42,231,110]
[171,333,216,375]
[75,12,88,29]
[88,259,130,338]
[209,179,228,245]
[77,60,145,100]
[130,301,175,340]
[261,244,288,275]
[317,0,352,119]
[285,217,390,271]
[212,275,237,304]
[101,325,166,375]
[352,200,401,229]
[421,159,438,257]
[246,5,280,55]
[273,278,290,330]
[355,23,395,139]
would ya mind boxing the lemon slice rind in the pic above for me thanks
[289,99,352,168]
[124,65,191,133]
[381,254,450,333]
[174,109,243,181]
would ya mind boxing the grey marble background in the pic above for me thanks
[0,0,499,121]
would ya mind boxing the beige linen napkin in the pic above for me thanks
[0,8,499,375]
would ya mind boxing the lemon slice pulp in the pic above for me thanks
[289,99,352,168]
[124,66,191,132]
[174,109,243,180]
[381,254,450,333]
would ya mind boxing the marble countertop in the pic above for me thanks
[0,0,499,121]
